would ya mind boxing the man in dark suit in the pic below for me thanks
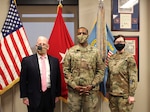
[20,36,61,112]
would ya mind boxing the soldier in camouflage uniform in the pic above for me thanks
[63,27,105,112]
[107,35,138,112]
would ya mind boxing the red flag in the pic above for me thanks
[47,4,74,101]
[0,0,32,95]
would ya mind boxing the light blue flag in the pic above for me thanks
[100,25,116,98]
[106,24,116,54]
[88,22,97,46]
[88,23,117,99]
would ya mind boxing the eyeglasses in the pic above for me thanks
[77,32,87,35]
[114,41,125,44]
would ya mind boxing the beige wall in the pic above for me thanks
[80,0,149,112]
[0,0,150,112]
[147,0,150,111]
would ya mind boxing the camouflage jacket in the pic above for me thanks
[63,44,105,90]
[107,51,138,97]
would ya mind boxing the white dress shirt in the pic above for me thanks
[37,54,51,88]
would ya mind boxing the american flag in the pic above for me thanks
[0,0,32,95]
[105,50,113,66]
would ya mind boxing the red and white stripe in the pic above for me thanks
[0,27,32,92]
[105,50,113,66]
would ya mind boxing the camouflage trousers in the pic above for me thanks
[109,95,134,112]
[67,88,99,112]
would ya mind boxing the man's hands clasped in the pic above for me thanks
[75,85,93,95]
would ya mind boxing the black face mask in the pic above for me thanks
[114,44,125,51]
[37,45,42,50]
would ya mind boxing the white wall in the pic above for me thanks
[0,0,150,112]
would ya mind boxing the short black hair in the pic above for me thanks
[114,34,125,43]
[78,27,88,34]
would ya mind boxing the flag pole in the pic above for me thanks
[57,0,63,5]
[98,0,104,112]
[0,96,3,112]
[60,99,63,112]
[56,1,63,112]
[12,87,15,112]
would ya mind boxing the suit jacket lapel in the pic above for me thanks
[32,54,40,76]
[48,55,51,72]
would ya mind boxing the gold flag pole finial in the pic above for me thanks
[98,0,104,8]
[58,0,63,5]
[14,0,17,6]
[98,0,104,2]
[57,0,63,13]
